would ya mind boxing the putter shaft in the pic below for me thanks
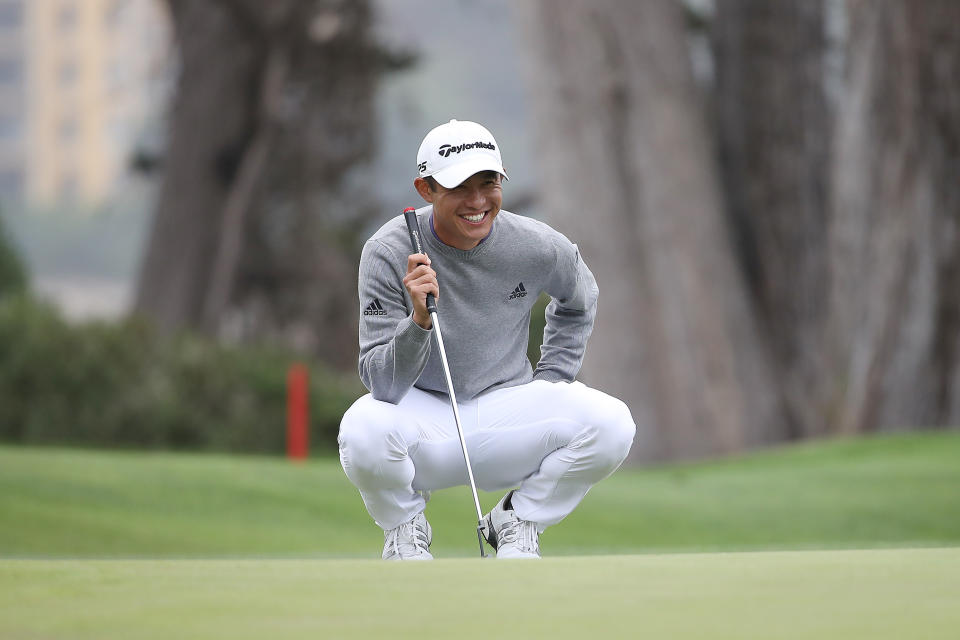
[430,311,488,557]
[403,208,488,557]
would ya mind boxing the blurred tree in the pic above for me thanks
[516,0,788,461]
[0,214,27,297]
[134,0,383,367]
[825,0,960,433]
[711,0,830,438]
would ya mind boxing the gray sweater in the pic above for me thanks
[357,206,598,403]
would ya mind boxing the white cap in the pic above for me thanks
[416,119,509,188]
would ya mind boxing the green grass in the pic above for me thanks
[2,550,958,639]
[1,431,959,557]
[1,433,958,638]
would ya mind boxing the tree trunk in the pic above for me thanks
[826,0,960,432]
[711,0,831,437]
[516,0,788,461]
[135,0,378,368]
[134,0,259,334]
[227,1,380,367]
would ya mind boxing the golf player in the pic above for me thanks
[338,119,636,559]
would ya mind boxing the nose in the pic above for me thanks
[464,186,484,208]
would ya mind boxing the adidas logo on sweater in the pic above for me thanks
[363,298,387,316]
[508,282,527,300]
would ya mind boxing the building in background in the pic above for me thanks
[0,0,169,209]
[0,0,25,203]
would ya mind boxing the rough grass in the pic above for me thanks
[1,431,959,558]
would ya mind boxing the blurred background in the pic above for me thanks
[0,0,958,463]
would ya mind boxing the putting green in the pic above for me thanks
[2,548,957,639]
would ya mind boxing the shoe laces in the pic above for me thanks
[499,516,539,555]
[386,516,430,558]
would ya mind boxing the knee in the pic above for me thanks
[590,397,636,471]
[338,396,397,469]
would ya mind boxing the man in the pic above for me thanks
[339,119,635,560]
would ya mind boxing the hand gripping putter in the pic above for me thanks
[403,207,490,558]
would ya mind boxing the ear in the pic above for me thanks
[414,177,435,203]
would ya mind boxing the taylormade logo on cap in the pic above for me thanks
[416,119,509,189]
[438,141,496,157]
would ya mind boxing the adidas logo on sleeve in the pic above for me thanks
[363,298,387,316]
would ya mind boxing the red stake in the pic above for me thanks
[286,364,309,461]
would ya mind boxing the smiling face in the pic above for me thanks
[414,171,503,250]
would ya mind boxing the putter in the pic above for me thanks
[403,207,490,558]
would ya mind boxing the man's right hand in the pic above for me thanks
[403,253,438,329]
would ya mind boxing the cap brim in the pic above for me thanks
[432,157,509,189]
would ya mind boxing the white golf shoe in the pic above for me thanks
[483,491,541,559]
[382,512,433,561]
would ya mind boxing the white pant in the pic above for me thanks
[338,380,636,531]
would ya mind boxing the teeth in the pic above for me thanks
[463,213,485,223]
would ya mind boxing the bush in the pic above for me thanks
[0,296,365,454]
[527,293,549,367]
[0,214,27,296]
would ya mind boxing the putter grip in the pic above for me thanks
[402,208,437,314]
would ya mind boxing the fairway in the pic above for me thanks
[2,549,958,639]
[2,432,959,558]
